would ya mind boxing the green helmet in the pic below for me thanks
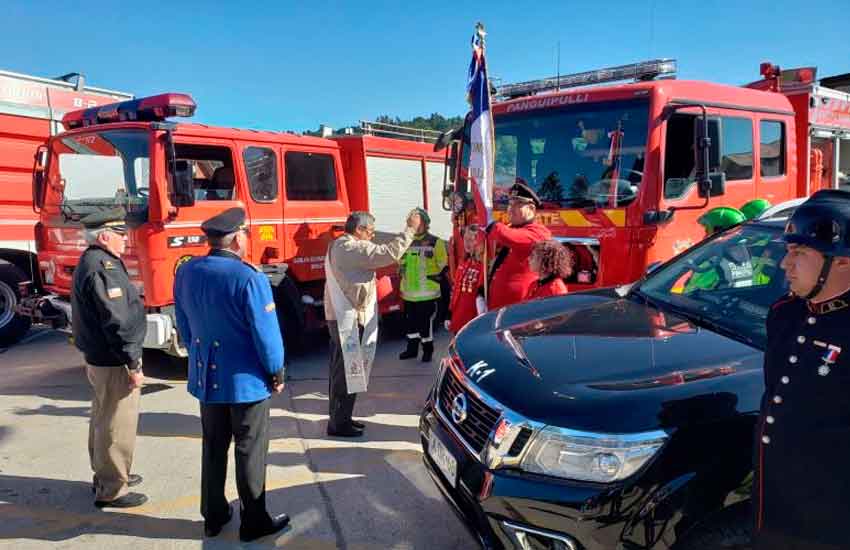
[414,207,431,227]
[741,198,772,220]
[698,207,746,234]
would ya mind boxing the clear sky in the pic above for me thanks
[3,0,848,133]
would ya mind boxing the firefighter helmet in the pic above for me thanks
[697,207,746,235]
[783,190,850,258]
[741,198,772,220]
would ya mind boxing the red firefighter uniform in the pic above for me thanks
[448,258,484,333]
[487,221,552,309]
[526,275,568,301]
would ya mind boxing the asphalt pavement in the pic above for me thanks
[0,328,475,549]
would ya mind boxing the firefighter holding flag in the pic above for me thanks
[467,23,551,309]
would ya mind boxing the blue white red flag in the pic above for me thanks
[467,23,495,226]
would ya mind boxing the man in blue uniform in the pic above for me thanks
[754,190,850,550]
[173,207,289,542]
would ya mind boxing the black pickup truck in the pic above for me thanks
[420,220,789,550]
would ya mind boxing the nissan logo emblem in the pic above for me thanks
[451,393,468,424]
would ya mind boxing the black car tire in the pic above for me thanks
[674,503,752,550]
[0,263,32,346]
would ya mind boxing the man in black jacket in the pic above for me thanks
[754,190,850,549]
[71,207,147,508]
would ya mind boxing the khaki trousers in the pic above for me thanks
[87,365,141,501]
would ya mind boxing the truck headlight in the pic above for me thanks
[520,427,668,483]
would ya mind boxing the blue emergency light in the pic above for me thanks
[62,93,196,130]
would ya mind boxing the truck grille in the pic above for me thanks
[438,366,501,454]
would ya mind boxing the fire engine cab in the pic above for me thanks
[440,59,850,290]
[18,93,449,355]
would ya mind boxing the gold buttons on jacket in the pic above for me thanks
[789,355,798,364]
[781,376,790,384]
[808,316,817,325]
[773,395,783,404]
[210,364,216,370]
[213,341,220,347]
[762,435,771,444]
[766,416,775,424]
[213,384,218,389]
[797,336,806,344]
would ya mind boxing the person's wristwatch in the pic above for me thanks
[127,358,143,373]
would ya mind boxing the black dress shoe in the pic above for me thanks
[327,424,364,437]
[351,420,365,429]
[94,492,148,508]
[92,474,143,493]
[239,513,290,542]
[204,504,233,538]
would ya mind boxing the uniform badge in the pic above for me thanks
[819,345,842,376]
[102,260,115,270]
[107,287,123,299]
[265,302,276,312]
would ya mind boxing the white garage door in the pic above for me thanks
[366,156,425,234]
[426,161,452,240]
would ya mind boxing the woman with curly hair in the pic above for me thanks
[526,239,573,300]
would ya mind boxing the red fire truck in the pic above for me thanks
[12,93,450,353]
[441,59,850,289]
[0,70,132,345]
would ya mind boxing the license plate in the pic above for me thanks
[428,433,458,488]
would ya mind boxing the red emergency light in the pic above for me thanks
[62,93,196,130]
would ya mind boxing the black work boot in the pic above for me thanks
[421,341,434,363]
[399,338,420,360]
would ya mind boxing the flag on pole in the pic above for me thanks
[467,22,495,227]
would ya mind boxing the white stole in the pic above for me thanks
[325,251,378,394]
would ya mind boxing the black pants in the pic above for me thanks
[200,398,272,530]
[327,321,360,430]
[402,299,438,342]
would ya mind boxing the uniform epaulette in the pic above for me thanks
[101,258,117,270]
[771,293,797,310]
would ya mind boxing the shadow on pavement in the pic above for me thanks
[0,474,203,542]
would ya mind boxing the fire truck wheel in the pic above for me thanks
[274,277,305,355]
[674,503,752,550]
[0,263,32,346]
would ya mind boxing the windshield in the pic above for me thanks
[53,129,150,222]
[636,224,789,349]
[493,98,649,208]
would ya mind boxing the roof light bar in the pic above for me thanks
[496,58,677,100]
[62,93,196,130]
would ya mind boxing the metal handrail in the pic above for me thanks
[359,120,442,143]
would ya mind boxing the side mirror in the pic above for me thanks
[694,116,711,193]
[32,145,48,211]
[171,159,195,207]
[698,172,726,198]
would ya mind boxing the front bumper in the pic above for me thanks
[420,400,637,550]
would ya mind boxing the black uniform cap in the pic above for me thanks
[784,190,850,257]
[80,207,127,232]
[201,207,247,237]
[508,182,542,208]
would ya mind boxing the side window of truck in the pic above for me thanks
[760,121,786,178]
[175,144,236,201]
[665,115,753,199]
[719,117,753,180]
[285,151,338,201]
[244,147,278,202]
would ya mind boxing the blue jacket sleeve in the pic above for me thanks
[244,272,285,376]
[173,268,191,348]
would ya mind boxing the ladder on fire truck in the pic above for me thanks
[495,58,678,100]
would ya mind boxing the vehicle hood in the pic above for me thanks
[453,290,764,433]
